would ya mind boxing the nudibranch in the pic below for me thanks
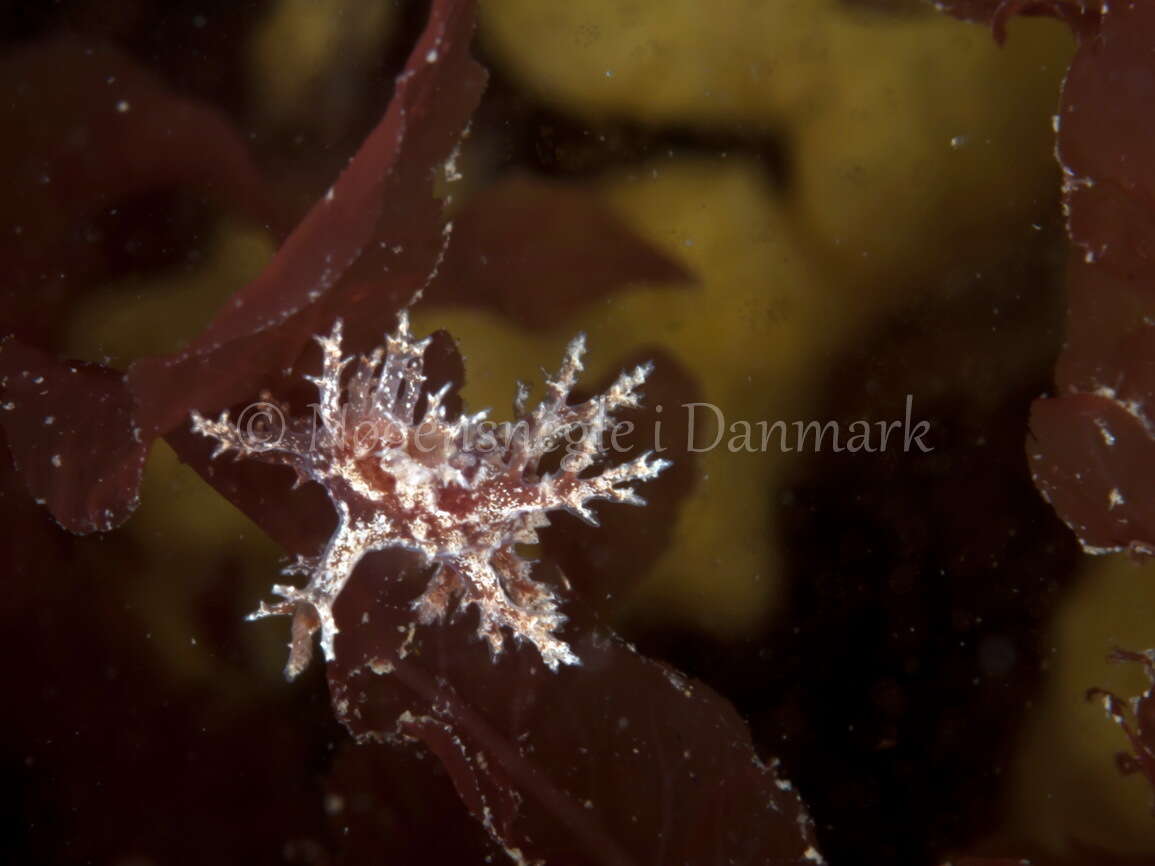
[191,313,668,679]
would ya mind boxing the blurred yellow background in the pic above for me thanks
[61,0,1155,856]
